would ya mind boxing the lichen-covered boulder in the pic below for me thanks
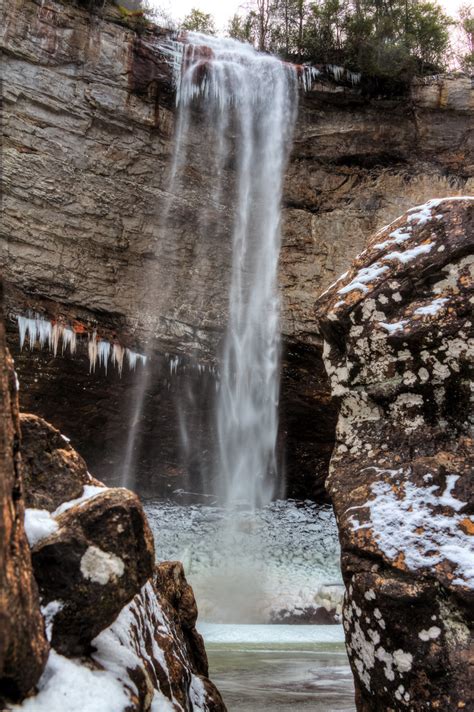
[31,488,155,655]
[316,197,473,711]
[0,296,48,700]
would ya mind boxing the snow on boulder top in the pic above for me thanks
[316,196,474,321]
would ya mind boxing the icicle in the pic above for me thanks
[15,311,143,376]
[112,344,124,377]
[125,349,147,371]
[126,349,138,371]
[88,332,98,373]
[62,327,76,355]
[17,314,53,350]
[347,70,361,85]
[170,356,179,375]
[18,316,28,350]
[26,317,38,349]
[97,341,111,374]
[327,64,344,82]
[51,324,60,356]
[300,65,320,92]
[38,319,52,348]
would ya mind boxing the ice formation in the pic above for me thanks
[18,314,76,356]
[16,314,146,376]
[145,500,344,623]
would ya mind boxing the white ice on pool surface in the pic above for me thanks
[199,623,346,646]
[145,499,344,623]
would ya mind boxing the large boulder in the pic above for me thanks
[316,197,473,711]
[20,413,95,511]
[0,294,49,700]
[31,487,155,655]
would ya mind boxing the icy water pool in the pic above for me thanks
[200,624,355,711]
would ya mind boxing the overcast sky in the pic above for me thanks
[152,1,465,32]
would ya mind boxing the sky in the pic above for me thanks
[152,0,466,32]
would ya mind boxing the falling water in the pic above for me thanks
[118,35,341,623]
[172,34,298,509]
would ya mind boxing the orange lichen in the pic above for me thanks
[459,518,474,535]
[72,322,87,334]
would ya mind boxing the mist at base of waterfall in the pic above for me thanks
[144,499,343,624]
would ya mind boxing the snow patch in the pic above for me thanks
[384,243,433,264]
[414,297,448,316]
[349,468,473,587]
[379,320,408,334]
[41,600,64,642]
[80,546,125,585]
[24,509,59,547]
[338,263,389,295]
[10,650,132,712]
[53,485,105,516]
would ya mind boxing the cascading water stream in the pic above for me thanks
[121,36,344,623]
[154,35,300,621]
[174,34,298,510]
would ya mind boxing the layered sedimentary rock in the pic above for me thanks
[1,0,473,498]
[0,293,49,701]
[316,197,473,710]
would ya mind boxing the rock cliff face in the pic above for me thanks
[316,198,473,710]
[1,0,473,498]
[0,292,48,701]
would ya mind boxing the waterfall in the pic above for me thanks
[173,34,298,509]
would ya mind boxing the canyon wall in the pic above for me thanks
[1,0,473,498]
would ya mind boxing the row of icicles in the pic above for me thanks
[17,314,146,376]
[16,314,219,378]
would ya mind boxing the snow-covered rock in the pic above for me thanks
[316,196,473,711]
[3,404,225,710]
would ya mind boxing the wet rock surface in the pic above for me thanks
[0,294,49,701]
[2,0,473,501]
[316,197,473,711]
